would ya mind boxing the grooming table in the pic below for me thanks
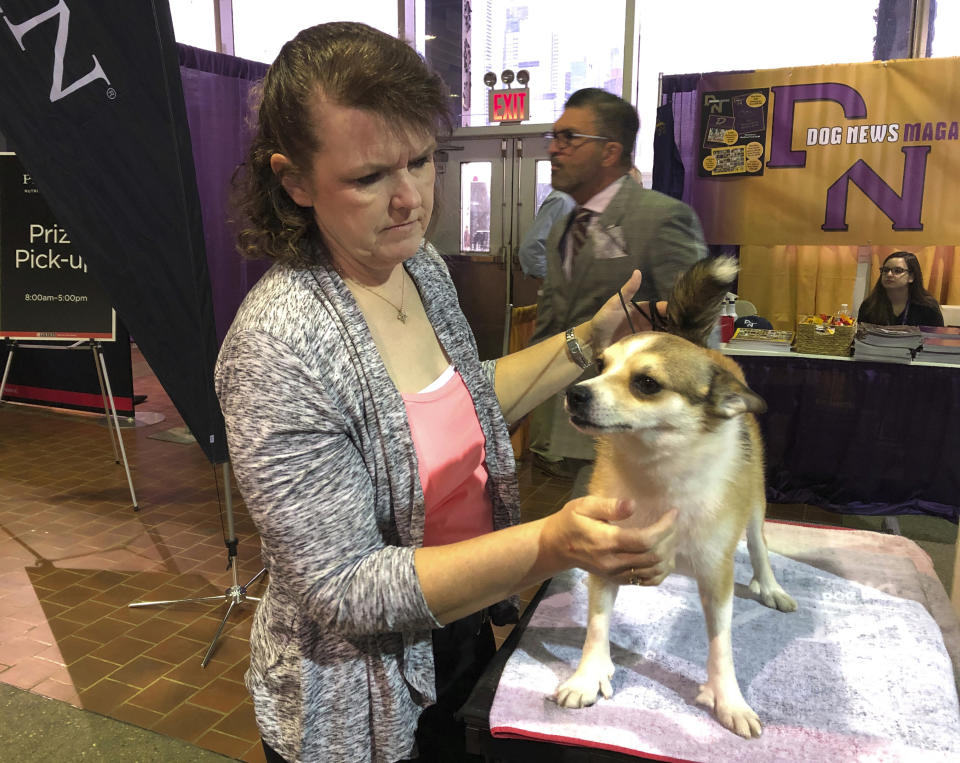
[458,522,960,762]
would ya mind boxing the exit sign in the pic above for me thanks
[489,88,529,123]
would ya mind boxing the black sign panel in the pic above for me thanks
[0,1,226,462]
[1,153,115,339]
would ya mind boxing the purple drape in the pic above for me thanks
[656,73,702,209]
[737,354,960,521]
[177,44,271,345]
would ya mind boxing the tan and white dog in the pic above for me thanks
[554,256,796,738]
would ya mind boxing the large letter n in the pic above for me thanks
[822,146,930,231]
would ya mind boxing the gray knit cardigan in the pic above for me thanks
[214,241,521,763]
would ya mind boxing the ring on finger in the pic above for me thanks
[628,567,643,586]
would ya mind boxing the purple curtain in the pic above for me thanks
[177,44,271,345]
[656,75,740,267]
[656,73,702,209]
[874,0,937,59]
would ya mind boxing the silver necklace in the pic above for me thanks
[350,273,407,323]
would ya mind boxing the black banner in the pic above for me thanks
[0,1,226,462]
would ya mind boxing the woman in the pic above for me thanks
[215,22,677,763]
[857,251,944,326]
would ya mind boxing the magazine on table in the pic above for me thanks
[855,323,923,349]
[727,327,794,352]
[919,325,960,345]
[916,332,960,363]
[921,336,960,352]
[914,349,960,365]
[853,339,914,364]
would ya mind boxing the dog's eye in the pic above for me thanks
[595,356,605,373]
[631,374,662,396]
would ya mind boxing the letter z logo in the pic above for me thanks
[1,0,111,102]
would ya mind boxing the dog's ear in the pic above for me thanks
[706,365,767,418]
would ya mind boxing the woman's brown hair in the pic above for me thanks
[233,22,452,264]
[858,250,940,324]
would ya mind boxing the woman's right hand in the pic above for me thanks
[540,498,678,586]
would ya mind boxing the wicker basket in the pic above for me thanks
[795,318,855,356]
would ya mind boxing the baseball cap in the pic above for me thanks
[734,315,773,330]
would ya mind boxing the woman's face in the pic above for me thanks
[881,256,914,290]
[273,97,436,277]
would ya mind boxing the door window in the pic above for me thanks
[460,162,492,252]
[534,160,554,212]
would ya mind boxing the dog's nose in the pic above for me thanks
[566,384,592,412]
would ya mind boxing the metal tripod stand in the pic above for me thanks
[130,460,266,667]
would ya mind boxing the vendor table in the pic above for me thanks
[724,349,960,521]
[458,522,960,762]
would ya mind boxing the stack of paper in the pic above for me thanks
[916,325,960,364]
[853,324,922,363]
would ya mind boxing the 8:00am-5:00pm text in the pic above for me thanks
[23,293,89,302]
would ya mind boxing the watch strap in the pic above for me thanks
[565,327,591,369]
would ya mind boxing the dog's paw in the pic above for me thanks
[749,578,798,612]
[695,684,763,739]
[553,658,615,709]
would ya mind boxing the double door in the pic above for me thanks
[431,125,557,359]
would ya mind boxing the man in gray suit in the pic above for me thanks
[529,88,707,479]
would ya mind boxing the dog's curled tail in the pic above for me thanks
[664,255,739,348]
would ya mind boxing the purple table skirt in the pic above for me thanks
[732,352,959,521]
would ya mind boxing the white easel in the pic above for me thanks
[0,338,138,510]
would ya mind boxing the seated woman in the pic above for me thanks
[857,251,944,327]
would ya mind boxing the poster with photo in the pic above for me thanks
[697,88,769,177]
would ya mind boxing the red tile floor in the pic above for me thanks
[0,346,573,761]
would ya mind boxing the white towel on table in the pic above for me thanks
[489,542,960,762]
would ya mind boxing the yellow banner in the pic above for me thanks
[690,58,960,246]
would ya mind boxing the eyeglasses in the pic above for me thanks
[544,129,610,149]
[879,266,909,276]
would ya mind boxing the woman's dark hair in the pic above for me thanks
[564,88,638,168]
[858,250,940,324]
[234,22,453,264]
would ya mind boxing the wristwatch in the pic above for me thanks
[565,327,592,369]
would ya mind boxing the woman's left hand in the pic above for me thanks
[589,270,665,350]
[588,271,643,353]
[588,271,673,353]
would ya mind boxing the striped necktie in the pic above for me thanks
[569,207,593,261]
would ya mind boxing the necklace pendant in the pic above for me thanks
[397,309,408,323]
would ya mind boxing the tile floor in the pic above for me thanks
[0,346,574,761]
[0,346,954,761]
[0,348,268,761]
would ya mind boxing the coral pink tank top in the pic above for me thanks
[402,365,494,546]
